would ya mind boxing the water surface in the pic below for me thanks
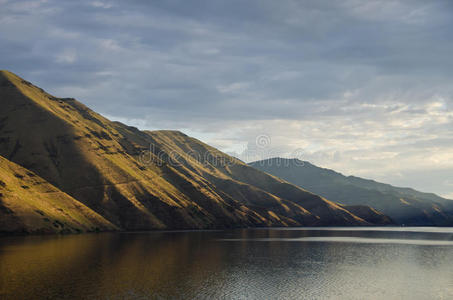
[1,227,453,299]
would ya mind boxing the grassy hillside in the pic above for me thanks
[249,158,453,225]
[0,70,392,232]
[140,130,393,225]
[0,155,117,234]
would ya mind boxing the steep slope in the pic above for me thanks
[249,158,453,225]
[137,130,393,226]
[0,155,117,234]
[0,70,259,230]
[0,70,390,231]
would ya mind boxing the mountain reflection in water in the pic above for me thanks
[1,227,453,299]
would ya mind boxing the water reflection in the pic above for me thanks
[1,228,453,299]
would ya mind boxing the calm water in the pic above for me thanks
[1,227,453,299]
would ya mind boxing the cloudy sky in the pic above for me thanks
[1,0,452,198]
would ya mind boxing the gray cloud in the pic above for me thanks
[1,0,452,197]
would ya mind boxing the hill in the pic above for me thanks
[0,155,117,234]
[0,70,392,232]
[249,158,453,225]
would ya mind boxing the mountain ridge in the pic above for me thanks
[249,157,453,225]
[0,70,392,233]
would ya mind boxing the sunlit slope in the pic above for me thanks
[0,70,391,230]
[132,130,392,225]
[0,70,261,229]
[0,155,117,234]
[250,158,453,225]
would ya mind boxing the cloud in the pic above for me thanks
[90,1,112,9]
[0,0,452,196]
[55,48,77,64]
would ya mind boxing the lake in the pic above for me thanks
[1,227,453,299]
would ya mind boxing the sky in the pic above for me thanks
[1,0,452,198]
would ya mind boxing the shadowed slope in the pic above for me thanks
[0,70,258,229]
[0,155,117,234]
[249,158,453,225]
[0,70,391,231]
[132,130,391,225]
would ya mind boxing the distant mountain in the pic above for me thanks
[0,70,392,233]
[249,158,453,225]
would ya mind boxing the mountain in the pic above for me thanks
[137,130,392,226]
[0,70,392,233]
[249,158,453,225]
[0,155,117,234]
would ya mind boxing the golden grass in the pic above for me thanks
[0,155,117,233]
[0,70,389,233]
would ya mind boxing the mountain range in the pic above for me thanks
[249,158,453,226]
[0,70,392,234]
